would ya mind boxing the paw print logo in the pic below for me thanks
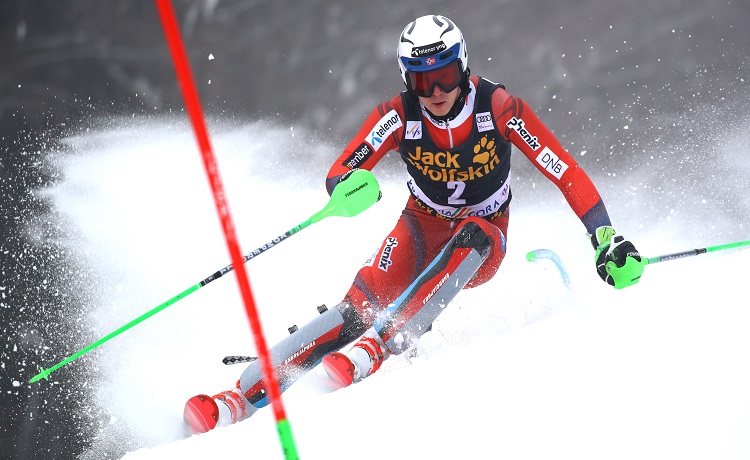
[473,135,496,164]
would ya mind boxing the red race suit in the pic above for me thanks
[326,76,611,319]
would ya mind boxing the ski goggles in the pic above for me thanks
[405,59,464,98]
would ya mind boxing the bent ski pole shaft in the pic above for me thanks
[30,169,380,383]
[526,249,571,286]
[645,239,750,265]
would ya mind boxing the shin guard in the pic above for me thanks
[237,301,366,408]
[374,218,493,354]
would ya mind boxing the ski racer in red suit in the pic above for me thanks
[183,14,645,434]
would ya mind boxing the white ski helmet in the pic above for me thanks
[397,15,469,94]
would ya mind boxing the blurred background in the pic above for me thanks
[1,0,748,458]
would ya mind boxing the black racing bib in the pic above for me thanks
[398,78,512,220]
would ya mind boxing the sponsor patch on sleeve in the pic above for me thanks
[342,142,373,169]
[535,146,569,180]
[367,110,403,151]
[506,116,541,150]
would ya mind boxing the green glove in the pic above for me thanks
[590,226,645,289]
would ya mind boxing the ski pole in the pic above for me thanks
[603,238,750,288]
[29,169,380,384]
[643,239,750,265]
[526,249,571,286]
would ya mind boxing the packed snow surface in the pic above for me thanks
[41,119,750,460]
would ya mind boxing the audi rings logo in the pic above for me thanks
[476,111,493,132]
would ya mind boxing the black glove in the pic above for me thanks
[337,168,359,184]
[590,226,644,289]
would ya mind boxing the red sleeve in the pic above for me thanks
[491,87,606,222]
[326,95,405,195]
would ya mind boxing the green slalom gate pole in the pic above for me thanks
[643,239,750,265]
[30,169,380,384]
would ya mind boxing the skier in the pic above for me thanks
[183,14,644,434]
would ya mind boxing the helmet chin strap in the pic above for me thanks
[419,69,472,123]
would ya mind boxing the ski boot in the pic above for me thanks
[184,387,252,434]
[322,329,388,388]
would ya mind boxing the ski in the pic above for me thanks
[222,355,257,365]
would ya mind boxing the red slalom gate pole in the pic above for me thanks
[154,1,299,458]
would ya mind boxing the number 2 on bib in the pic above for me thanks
[447,181,466,205]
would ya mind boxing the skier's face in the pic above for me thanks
[418,85,460,117]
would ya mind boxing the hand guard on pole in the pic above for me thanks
[590,226,645,289]
[336,168,383,202]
